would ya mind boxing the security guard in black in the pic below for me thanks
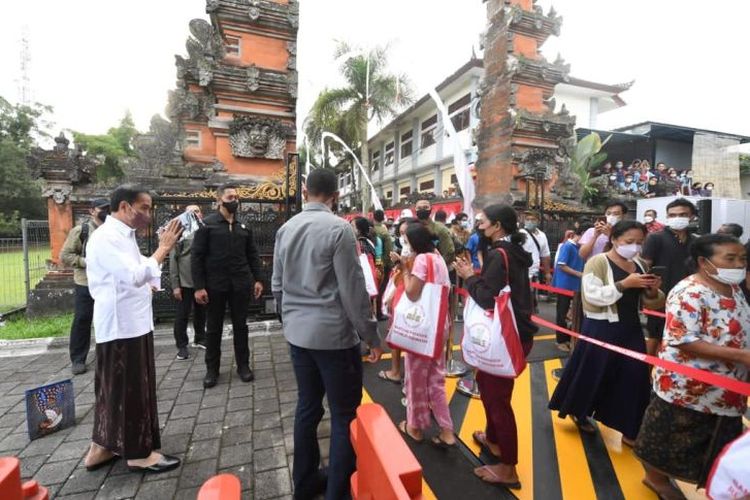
[191,185,264,388]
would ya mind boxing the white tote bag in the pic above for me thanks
[357,241,379,297]
[460,248,527,378]
[386,255,449,359]
[706,429,750,500]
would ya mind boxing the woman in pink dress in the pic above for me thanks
[392,222,456,447]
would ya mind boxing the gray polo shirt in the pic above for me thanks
[272,202,380,350]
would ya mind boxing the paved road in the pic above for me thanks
[0,328,306,499]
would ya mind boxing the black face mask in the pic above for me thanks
[96,210,108,223]
[416,209,431,221]
[223,200,239,214]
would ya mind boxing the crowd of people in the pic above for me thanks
[58,171,748,499]
[599,160,716,198]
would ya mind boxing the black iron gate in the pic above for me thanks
[143,154,301,321]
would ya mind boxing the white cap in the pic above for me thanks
[400,209,414,219]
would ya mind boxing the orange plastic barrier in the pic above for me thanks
[350,403,424,500]
[0,457,49,500]
[197,473,241,500]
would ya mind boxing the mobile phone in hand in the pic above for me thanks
[651,266,667,278]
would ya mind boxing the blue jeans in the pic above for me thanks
[289,343,363,500]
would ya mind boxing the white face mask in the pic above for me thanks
[399,236,412,257]
[606,215,621,226]
[643,216,654,224]
[707,260,746,285]
[665,217,690,231]
[615,243,641,261]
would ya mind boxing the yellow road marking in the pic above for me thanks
[536,334,556,341]
[361,388,437,500]
[511,366,534,500]
[456,383,486,458]
[598,424,657,499]
[543,359,597,500]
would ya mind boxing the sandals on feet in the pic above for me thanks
[472,431,501,457]
[85,454,119,471]
[431,435,456,449]
[474,465,521,490]
[397,421,423,443]
[378,370,402,384]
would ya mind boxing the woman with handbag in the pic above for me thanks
[453,204,537,489]
[548,220,665,446]
[392,222,456,447]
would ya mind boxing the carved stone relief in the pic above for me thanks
[229,116,289,159]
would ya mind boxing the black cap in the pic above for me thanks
[91,198,110,209]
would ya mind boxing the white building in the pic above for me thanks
[338,58,632,208]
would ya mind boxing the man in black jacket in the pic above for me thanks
[191,184,264,388]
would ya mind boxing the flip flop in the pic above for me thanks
[431,435,456,449]
[378,370,402,384]
[474,465,521,490]
[398,421,423,443]
[85,454,119,472]
[572,416,597,434]
[472,431,501,457]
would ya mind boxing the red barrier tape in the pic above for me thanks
[532,315,750,397]
[529,282,668,319]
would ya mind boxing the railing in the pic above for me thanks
[0,220,49,316]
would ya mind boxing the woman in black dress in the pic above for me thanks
[548,221,665,445]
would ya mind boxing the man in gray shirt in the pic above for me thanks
[272,168,382,500]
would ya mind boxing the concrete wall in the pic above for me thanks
[655,139,692,170]
[691,132,741,199]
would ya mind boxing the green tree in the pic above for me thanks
[571,132,611,205]
[73,111,139,182]
[305,42,413,210]
[0,97,51,236]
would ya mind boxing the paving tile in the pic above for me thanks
[174,390,202,406]
[253,446,287,472]
[196,405,225,424]
[218,465,254,494]
[20,433,67,458]
[0,431,29,452]
[254,467,292,499]
[253,398,280,415]
[19,454,48,479]
[47,439,88,463]
[223,410,251,429]
[222,425,253,445]
[192,422,223,442]
[218,444,251,469]
[34,458,79,486]
[134,478,179,499]
[178,458,217,489]
[254,412,282,432]
[174,487,201,500]
[169,402,200,420]
[96,473,142,499]
[252,427,285,451]
[161,433,192,455]
[200,393,228,409]
[186,438,220,462]
[162,417,196,436]
[226,397,252,412]
[254,387,278,402]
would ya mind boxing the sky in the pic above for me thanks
[1,0,749,141]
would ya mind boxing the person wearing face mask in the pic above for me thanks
[191,183,264,389]
[520,211,552,287]
[169,205,207,361]
[413,198,455,267]
[634,234,750,499]
[84,185,183,474]
[642,209,665,234]
[578,200,628,261]
[60,198,110,375]
[549,221,665,447]
[272,169,383,499]
[641,198,698,356]
[378,217,415,384]
[453,204,536,489]
[701,182,715,197]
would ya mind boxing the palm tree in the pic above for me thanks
[305,42,413,211]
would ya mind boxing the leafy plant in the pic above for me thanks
[73,111,139,182]
[571,132,611,205]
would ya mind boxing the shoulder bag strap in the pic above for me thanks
[496,247,511,287]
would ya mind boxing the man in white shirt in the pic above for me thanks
[520,211,551,282]
[83,185,184,474]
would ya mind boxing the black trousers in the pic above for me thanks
[173,287,206,349]
[69,285,94,364]
[205,286,251,374]
[555,294,572,344]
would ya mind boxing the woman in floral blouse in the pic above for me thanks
[635,233,750,500]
